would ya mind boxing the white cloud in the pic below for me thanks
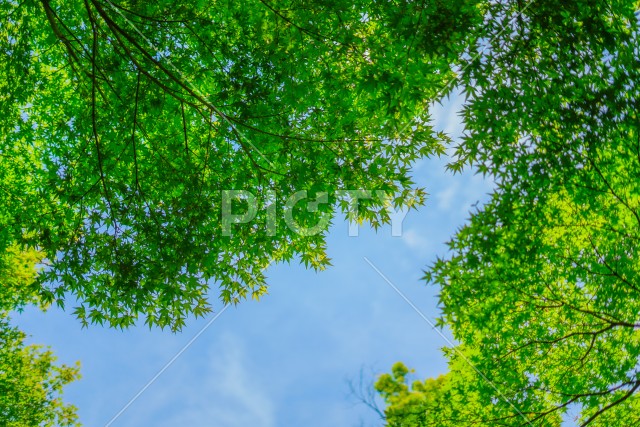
[401,228,432,255]
[433,171,494,217]
[147,333,276,427]
[435,180,460,212]
[203,335,275,427]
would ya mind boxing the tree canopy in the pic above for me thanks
[376,1,640,426]
[0,314,81,427]
[375,359,563,427]
[0,246,80,426]
[3,0,640,425]
[0,0,473,329]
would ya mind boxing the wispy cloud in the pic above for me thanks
[401,228,432,256]
[434,173,493,217]
[186,333,275,427]
[144,333,276,427]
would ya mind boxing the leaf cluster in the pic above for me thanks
[378,1,640,426]
[0,0,464,330]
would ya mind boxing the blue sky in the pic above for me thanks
[13,93,495,427]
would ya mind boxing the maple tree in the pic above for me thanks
[1,0,468,330]
[0,315,81,427]
[375,359,563,427]
[0,247,80,426]
[2,0,640,425]
[378,1,640,426]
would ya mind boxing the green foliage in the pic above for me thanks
[0,0,464,330]
[429,0,640,423]
[0,315,81,427]
[430,167,640,425]
[0,246,80,426]
[3,0,639,423]
[375,356,562,427]
[374,362,449,427]
[377,1,640,426]
[0,246,42,310]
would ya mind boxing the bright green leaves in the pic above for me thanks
[0,246,42,310]
[375,362,440,427]
[0,315,81,427]
[370,1,640,426]
[1,1,461,330]
[454,0,640,190]
[0,245,80,426]
[430,177,640,423]
[420,1,640,424]
[373,355,548,427]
